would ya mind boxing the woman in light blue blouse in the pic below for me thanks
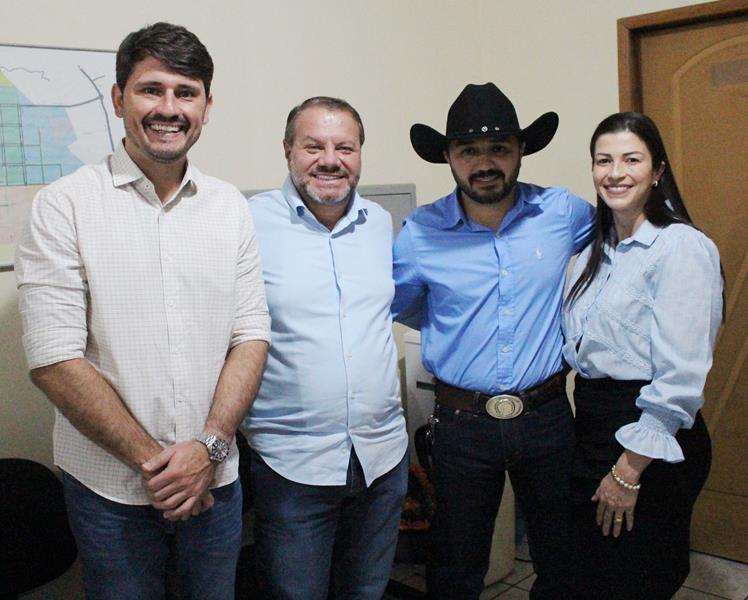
[563,112,723,599]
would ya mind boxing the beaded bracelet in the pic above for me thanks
[610,464,642,491]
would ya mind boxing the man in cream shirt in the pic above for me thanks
[15,22,269,600]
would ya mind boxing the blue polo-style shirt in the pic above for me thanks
[393,182,595,394]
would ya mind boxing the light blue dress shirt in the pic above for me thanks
[563,220,723,462]
[393,183,595,393]
[244,177,407,486]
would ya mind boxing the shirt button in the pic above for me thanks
[346,353,353,359]
[495,232,501,238]
[501,346,510,353]
[501,270,509,277]
[166,300,175,308]
[502,309,511,315]
[499,384,507,390]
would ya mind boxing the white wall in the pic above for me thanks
[1,0,704,469]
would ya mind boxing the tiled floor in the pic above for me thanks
[389,551,748,599]
[20,544,748,598]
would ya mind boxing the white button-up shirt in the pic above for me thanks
[15,142,271,504]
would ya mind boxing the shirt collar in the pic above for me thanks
[439,189,467,228]
[623,219,662,247]
[603,219,663,258]
[617,219,663,248]
[110,140,199,196]
[434,182,541,231]
[281,175,368,230]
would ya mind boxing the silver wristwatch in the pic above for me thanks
[195,433,230,463]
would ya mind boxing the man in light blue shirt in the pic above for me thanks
[243,96,408,600]
[393,83,595,599]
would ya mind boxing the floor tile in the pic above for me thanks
[515,537,531,561]
[673,585,731,599]
[390,563,419,582]
[514,573,537,591]
[408,563,426,578]
[495,586,530,598]
[684,552,748,599]
[400,573,427,592]
[499,560,534,585]
[480,581,511,599]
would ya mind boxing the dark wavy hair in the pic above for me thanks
[566,112,694,307]
[284,96,365,146]
[116,22,214,96]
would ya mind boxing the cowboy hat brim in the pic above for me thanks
[410,111,560,164]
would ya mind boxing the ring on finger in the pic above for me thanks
[614,515,623,523]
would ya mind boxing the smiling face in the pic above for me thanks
[111,55,212,171]
[592,130,665,230]
[284,106,362,208]
[444,136,524,205]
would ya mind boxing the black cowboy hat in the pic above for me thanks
[410,83,559,163]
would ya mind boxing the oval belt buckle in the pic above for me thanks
[485,395,524,419]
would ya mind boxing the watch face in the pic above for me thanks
[200,434,229,463]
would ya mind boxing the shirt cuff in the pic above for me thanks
[23,330,86,370]
[231,314,271,347]
[615,410,685,463]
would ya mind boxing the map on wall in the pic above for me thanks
[0,44,124,267]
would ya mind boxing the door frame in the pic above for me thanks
[617,0,748,110]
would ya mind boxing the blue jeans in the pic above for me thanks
[250,448,408,600]
[430,393,574,600]
[62,472,242,600]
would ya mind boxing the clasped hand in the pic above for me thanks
[142,441,216,522]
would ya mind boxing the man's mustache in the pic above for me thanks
[469,169,505,184]
[144,115,188,128]
[313,165,345,175]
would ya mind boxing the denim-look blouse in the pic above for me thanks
[563,220,722,462]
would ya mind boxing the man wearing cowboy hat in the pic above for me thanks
[393,83,595,599]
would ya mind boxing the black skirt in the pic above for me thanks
[570,375,711,600]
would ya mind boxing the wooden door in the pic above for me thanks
[619,1,748,562]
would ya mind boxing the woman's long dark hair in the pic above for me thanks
[566,112,694,307]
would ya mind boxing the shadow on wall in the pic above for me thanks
[0,272,56,467]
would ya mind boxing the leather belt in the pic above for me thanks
[434,372,566,420]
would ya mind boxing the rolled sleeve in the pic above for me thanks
[15,187,88,369]
[231,202,271,347]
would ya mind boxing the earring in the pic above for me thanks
[652,180,659,188]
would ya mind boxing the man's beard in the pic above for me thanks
[452,162,521,205]
[139,115,193,164]
[301,180,352,206]
[292,168,357,207]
